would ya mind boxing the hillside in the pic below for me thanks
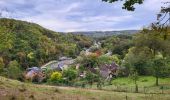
[1,76,170,100]
[0,18,93,69]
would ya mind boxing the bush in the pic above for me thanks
[97,55,119,65]
[85,72,99,87]
[50,72,62,83]
[7,60,22,80]
[62,68,78,85]
[63,68,77,81]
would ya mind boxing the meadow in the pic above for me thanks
[0,76,170,100]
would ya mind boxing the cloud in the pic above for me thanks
[0,0,167,32]
[81,15,133,22]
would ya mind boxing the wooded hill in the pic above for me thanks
[0,18,93,70]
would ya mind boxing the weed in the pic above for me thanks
[54,88,60,93]
[9,95,16,100]
[18,84,27,92]
[29,94,35,100]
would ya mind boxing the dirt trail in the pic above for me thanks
[36,84,105,93]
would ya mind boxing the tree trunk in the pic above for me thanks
[156,76,159,86]
[135,80,138,93]
[0,52,3,57]
[135,83,138,93]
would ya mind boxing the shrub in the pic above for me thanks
[54,88,60,93]
[29,94,35,99]
[9,95,16,100]
[63,68,77,81]
[63,68,78,85]
[18,84,27,92]
[7,60,22,79]
[85,72,99,87]
[50,72,62,83]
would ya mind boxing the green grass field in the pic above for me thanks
[111,76,170,86]
[88,76,170,94]
[0,76,170,100]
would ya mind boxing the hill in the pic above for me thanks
[69,30,139,38]
[0,18,93,69]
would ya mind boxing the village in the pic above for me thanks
[0,0,170,99]
[25,41,119,87]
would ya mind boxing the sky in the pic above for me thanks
[0,0,169,32]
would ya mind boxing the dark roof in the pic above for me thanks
[59,57,73,61]
[99,62,119,78]
[100,62,118,71]
[27,67,41,73]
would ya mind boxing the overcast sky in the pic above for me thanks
[0,0,169,32]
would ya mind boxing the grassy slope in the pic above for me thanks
[111,76,170,86]
[92,76,170,93]
[0,76,170,100]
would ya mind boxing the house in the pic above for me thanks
[41,57,75,71]
[41,60,60,71]
[99,62,118,80]
[25,67,46,82]
[25,57,75,82]
[77,61,119,80]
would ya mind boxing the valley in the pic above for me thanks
[0,18,170,100]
